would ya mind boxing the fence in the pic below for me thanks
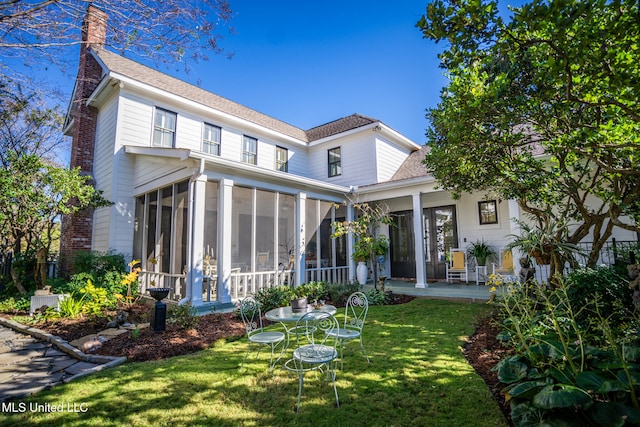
[0,252,59,279]
[533,239,639,283]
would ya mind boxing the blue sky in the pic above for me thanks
[185,0,444,144]
[9,1,524,147]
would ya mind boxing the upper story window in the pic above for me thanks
[242,135,257,165]
[328,147,341,177]
[203,123,221,155]
[275,146,288,172]
[153,108,176,147]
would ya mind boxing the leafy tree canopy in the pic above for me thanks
[417,0,640,267]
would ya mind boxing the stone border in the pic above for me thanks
[0,317,127,383]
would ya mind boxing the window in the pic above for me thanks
[242,135,257,165]
[478,200,498,225]
[153,108,176,147]
[275,146,288,172]
[328,147,341,177]
[203,123,221,155]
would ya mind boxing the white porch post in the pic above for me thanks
[412,192,428,288]
[218,178,233,303]
[186,174,207,306]
[295,192,306,287]
[347,202,356,283]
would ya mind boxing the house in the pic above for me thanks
[61,6,637,309]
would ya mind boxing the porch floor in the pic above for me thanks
[361,279,490,302]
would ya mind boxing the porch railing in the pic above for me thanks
[138,271,187,302]
[305,266,349,284]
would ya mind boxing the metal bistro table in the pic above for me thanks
[265,304,337,351]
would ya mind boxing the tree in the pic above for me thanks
[0,80,66,163]
[332,201,393,289]
[0,87,109,292]
[0,1,234,68]
[417,0,640,274]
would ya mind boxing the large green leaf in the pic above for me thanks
[532,384,592,409]
[506,381,547,399]
[588,402,640,427]
[576,371,627,393]
[496,355,528,383]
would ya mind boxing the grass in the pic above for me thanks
[2,298,507,427]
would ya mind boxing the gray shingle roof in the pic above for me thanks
[389,145,431,181]
[92,47,310,142]
[91,47,396,145]
[305,114,379,141]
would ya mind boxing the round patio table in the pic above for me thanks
[265,304,337,351]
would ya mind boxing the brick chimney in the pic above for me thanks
[59,6,108,275]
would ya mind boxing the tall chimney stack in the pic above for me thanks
[59,6,108,275]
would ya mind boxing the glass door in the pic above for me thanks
[424,206,457,280]
[390,211,415,278]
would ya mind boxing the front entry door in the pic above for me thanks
[424,206,458,280]
[390,211,415,278]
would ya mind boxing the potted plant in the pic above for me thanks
[288,285,309,312]
[352,234,389,285]
[467,239,496,266]
[505,219,582,265]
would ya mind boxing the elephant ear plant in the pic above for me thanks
[494,272,640,426]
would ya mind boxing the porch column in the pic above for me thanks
[412,192,428,288]
[295,192,307,287]
[186,174,207,306]
[217,178,233,303]
[347,201,356,282]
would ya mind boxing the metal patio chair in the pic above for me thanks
[326,291,370,369]
[239,296,286,373]
[284,311,340,413]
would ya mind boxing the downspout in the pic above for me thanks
[180,157,205,305]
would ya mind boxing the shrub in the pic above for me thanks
[365,289,387,306]
[169,303,199,329]
[254,286,291,313]
[325,282,360,305]
[72,250,126,277]
[563,266,632,336]
[0,296,30,313]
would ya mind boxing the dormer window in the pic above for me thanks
[153,108,176,147]
[242,135,257,165]
[203,123,221,155]
[328,147,341,177]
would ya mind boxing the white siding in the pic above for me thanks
[375,136,413,182]
[119,94,153,147]
[307,134,378,186]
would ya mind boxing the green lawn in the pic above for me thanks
[2,298,506,427]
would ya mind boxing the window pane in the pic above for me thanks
[256,190,276,271]
[278,193,296,269]
[159,186,173,273]
[146,191,158,270]
[232,186,253,270]
[203,124,221,155]
[328,147,341,177]
[243,136,257,165]
[133,195,145,263]
[153,109,176,147]
[204,181,219,272]
[172,181,188,275]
